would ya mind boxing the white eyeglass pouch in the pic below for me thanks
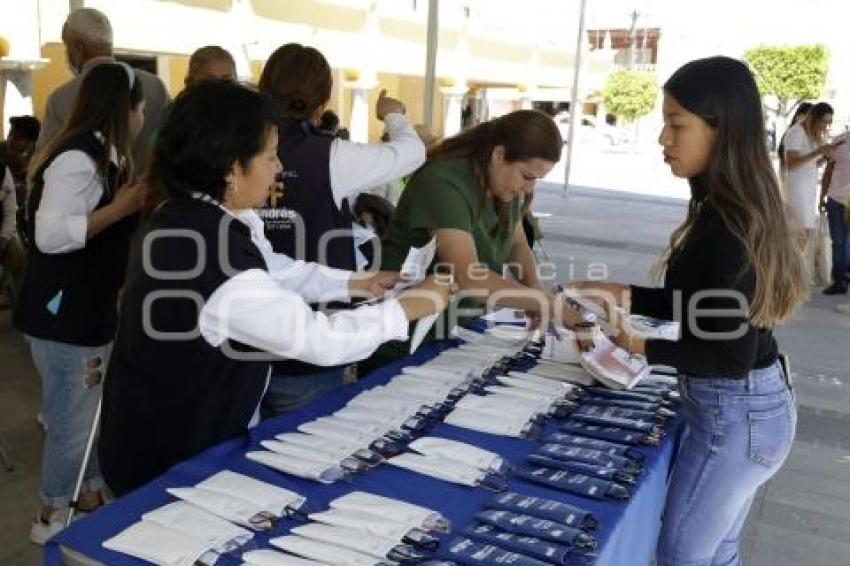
[308,508,413,541]
[391,373,463,391]
[332,406,412,429]
[495,374,572,396]
[408,437,504,473]
[291,523,398,559]
[195,470,305,517]
[542,331,582,364]
[260,439,348,466]
[387,452,484,487]
[241,548,326,566]
[330,491,449,532]
[444,409,529,438]
[312,415,397,439]
[401,366,472,382]
[102,519,213,566]
[245,451,344,484]
[517,363,596,386]
[484,385,557,405]
[297,420,380,445]
[454,394,541,422]
[166,487,275,531]
[142,501,253,553]
[270,534,391,566]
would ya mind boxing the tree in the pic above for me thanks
[744,44,829,119]
[603,70,657,122]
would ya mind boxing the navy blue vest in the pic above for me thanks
[13,132,136,346]
[260,122,356,271]
[99,197,269,495]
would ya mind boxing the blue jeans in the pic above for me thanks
[825,198,850,284]
[29,337,109,508]
[261,367,346,418]
[657,362,796,566]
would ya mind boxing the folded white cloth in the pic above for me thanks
[408,437,503,472]
[166,487,275,531]
[330,491,448,532]
[241,549,327,566]
[102,520,212,566]
[308,508,413,541]
[332,405,412,428]
[270,534,388,566]
[483,385,559,406]
[292,523,398,559]
[519,363,596,386]
[195,470,305,517]
[142,501,252,553]
[245,451,344,484]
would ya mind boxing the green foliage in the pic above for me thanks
[744,44,829,116]
[603,70,658,122]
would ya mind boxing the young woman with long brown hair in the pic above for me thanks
[572,56,807,565]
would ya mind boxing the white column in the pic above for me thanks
[0,0,48,134]
[349,86,371,143]
[441,88,465,138]
[519,96,533,110]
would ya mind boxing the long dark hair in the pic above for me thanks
[148,80,278,203]
[659,56,806,326]
[777,101,812,169]
[258,43,332,129]
[425,109,562,232]
[802,101,833,145]
[29,63,143,189]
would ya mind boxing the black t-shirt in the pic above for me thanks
[631,201,778,377]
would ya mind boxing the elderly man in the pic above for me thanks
[37,7,170,168]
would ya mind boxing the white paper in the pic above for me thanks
[542,332,582,364]
[102,520,211,566]
[142,501,253,553]
[260,439,349,465]
[398,237,437,287]
[410,312,440,354]
[195,470,305,518]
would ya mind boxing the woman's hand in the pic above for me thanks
[609,311,646,355]
[396,274,454,321]
[375,89,406,121]
[349,270,405,300]
[111,180,145,218]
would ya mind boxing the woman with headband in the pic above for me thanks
[13,62,145,544]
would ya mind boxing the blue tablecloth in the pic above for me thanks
[46,336,682,566]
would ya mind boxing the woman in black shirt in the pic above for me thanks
[573,57,807,565]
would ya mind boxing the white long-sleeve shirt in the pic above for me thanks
[0,166,16,240]
[198,208,409,366]
[328,113,425,208]
[34,139,120,254]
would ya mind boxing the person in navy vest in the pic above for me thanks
[257,43,427,416]
[97,80,451,497]
[13,63,145,544]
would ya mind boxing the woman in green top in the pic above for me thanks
[380,109,582,344]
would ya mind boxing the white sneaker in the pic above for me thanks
[29,509,67,545]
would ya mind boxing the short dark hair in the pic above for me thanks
[259,43,332,127]
[318,109,340,133]
[9,116,41,142]
[150,81,279,202]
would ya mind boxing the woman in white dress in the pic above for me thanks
[784,102,835,274]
